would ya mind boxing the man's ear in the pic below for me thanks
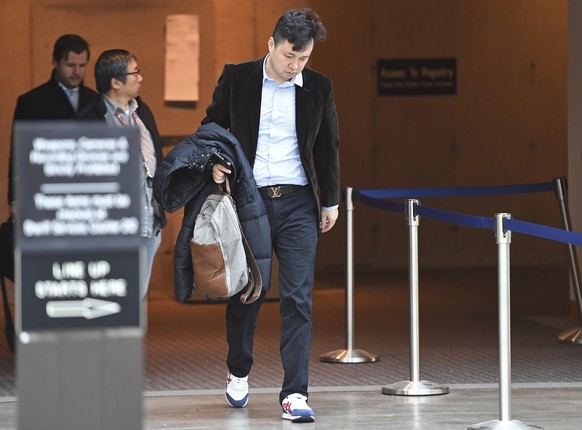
[110,77,121,90]
[268,37,275,53]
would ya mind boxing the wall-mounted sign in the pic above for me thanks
[377,58,456,96]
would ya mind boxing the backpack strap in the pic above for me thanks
[239,229,262,304]
[221,175,262,304]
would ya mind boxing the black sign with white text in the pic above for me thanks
[14,122,142,240]
[13,122,144,331]
[377,58,456,96]
[20,249,141,331]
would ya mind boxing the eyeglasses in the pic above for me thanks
[118,69,141,77]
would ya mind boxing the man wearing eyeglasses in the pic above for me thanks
[76,49,166,300]
[8,34,99,208]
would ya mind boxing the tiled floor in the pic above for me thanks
[1,384,581,429]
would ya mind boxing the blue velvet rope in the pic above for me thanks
[356,181,555,200]
[415,206,495,230]
[355,192,405,213]
[504,218,582,246]
[352,180,582,247]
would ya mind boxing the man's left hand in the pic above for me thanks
[320,208,338,233]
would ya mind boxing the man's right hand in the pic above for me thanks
[212,163,231,184]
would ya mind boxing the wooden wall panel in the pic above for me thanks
[311,0,567,270]
[0,1,570,290]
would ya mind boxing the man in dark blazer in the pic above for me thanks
[8,34,99,205]
[203,8,340,423]
[76,49,166,300]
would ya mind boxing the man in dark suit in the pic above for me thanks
[8,34,99,205]
[203,8,340,422]
[76,49,165,300]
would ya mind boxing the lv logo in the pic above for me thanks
[270,186,282,198]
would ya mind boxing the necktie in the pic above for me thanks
[66,88,78,112]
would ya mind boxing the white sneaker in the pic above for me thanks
[281,393,315,422]
[225,371,249,408]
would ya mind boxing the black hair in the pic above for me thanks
[272,8,327,51]
[52,34,91,63]
[94,49,137,93]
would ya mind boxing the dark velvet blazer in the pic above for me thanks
[202,57,340,209]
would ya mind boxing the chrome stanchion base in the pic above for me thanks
[319,349,379,363]
[381,380,449,396]
[467,419,543,429]
[557,326,582,344]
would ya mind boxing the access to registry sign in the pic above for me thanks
[377,58,456,96]
[12,121,144,332]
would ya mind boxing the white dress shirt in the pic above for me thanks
[253,55,308,188]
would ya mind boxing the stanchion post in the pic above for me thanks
[382,199,448,396]
[320,187,379,363]
[468,213,543,430]
[553,177,582,344]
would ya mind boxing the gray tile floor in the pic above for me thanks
[1,384,581,429]
[140,384,582,429]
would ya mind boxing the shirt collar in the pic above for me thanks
[262,54,303,87]
[58,82,79,93]
[103,95,138,115]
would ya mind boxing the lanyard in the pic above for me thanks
[114,110,136,127]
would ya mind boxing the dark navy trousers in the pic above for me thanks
[226,186,319,404]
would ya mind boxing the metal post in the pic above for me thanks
[382,199,448,395]
[553,178,582,344]
[468,213,543,430]
[320,187,379,363]
[498,213,512,423]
